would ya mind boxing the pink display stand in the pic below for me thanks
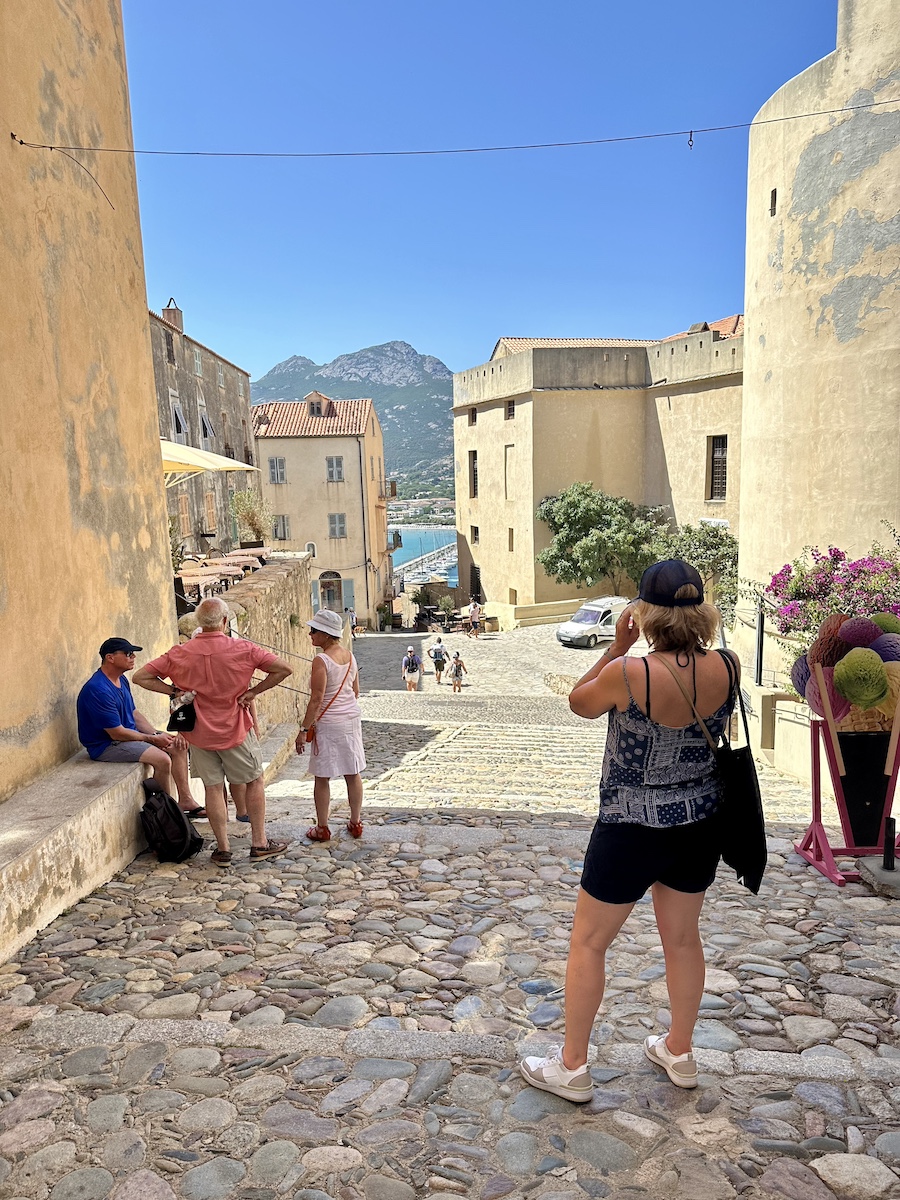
[795,718,900,886]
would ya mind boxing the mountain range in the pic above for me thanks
[251,341,454,497]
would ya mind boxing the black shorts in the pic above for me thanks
[580,814,721,905]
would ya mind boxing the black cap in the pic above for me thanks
[639,560,704,607]
[99,637,143,658]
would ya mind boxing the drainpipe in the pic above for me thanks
[357,438,371,614]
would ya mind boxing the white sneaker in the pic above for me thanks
[519,1046,593,1102]
[643,1034,698,1088]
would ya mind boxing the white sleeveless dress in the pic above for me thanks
[308,653,366,778]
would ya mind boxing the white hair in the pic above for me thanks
[195,597,230,631]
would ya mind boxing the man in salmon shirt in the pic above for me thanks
[134,597,293,867]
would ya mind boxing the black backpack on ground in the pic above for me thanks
[140,779,203,863]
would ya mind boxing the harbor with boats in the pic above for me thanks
[390,524,458,589]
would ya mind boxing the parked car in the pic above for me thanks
[556,596,631,648]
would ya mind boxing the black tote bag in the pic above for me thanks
[657,651,767,894]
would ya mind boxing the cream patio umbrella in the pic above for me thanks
[160,439,260,488]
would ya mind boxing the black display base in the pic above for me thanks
[837,731,892,847]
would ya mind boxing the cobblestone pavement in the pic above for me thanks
[2,628,896,1200]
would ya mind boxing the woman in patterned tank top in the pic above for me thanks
[520,560,740,1101]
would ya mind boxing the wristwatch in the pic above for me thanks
[299,727,308,733]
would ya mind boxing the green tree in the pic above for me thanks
[536,483,668,595]
[664,523,739,623]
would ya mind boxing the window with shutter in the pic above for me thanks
[326,456,344,482]
[268,457,286,484]
[707,435,728,500]
[328,513,347,538]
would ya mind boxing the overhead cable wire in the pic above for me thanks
[9,96,900,162]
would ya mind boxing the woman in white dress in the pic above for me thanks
[295,610,366,841]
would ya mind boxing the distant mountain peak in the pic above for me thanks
[251,340,454,495]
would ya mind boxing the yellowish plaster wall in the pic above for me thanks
[0,0,176,801]
[739,0,900,590]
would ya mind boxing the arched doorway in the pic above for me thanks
[318,570,342,611]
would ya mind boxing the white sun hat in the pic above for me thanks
[307,610,344,637]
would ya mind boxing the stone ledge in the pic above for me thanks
[20,1011,516,1063]
[0,722,297,966]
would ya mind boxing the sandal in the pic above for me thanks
[184,807,208,820]
[249,839,290,861]
[235,814,250,823]
[306,825,332,842]
[210,849,232,867]
[346,821,364,839]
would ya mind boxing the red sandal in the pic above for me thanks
[346,821,364,838]
[306,825,332,842]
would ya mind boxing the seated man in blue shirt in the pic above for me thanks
[77,637,202,815]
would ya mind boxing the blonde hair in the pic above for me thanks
[633,584,720,653]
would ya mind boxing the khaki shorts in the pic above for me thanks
[189,730,262,787]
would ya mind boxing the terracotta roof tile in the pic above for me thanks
[253,395,373,438]
[660,314,744,342]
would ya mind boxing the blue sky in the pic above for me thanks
[123,0,839,378]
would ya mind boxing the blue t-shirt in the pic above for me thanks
[77,670,137,759]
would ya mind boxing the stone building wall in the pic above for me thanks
[178,558,314,733]
[150,308,255,557]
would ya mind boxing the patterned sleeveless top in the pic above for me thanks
[598,651,737,828]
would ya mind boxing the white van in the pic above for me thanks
[555,596,631,648]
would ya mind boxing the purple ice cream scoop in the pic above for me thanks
[870,633,900,663]
[838,617,883,648]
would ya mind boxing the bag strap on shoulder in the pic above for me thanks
[654,654,719,753]
[316,658,353,722]
[716,648,752,746]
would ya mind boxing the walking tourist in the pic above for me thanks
[467,597,482,638]
[345,606,358,639]
[133,598,293,867]
[428,637,448,684]
[77,637,202,816]
[448,651,467,692]
[401,645,422,691]
[520,559,739,1099]
[297,609,366,841]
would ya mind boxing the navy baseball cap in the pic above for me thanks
[638,560,704,607]
[99,637,143,657]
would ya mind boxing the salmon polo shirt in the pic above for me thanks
[144,633,279,750]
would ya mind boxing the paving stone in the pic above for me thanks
[248,1140,300,1185]
[101,1132,146,1171]
[362,1178,416,1200]
[49,1168,115,1200]
[85,1096,128,1133]
[507,1087,575,1121]
[177,1098,237,1132]
[313,994,370,1027]
[301,1145,364,1174]
[0,1088,66,1129]
[495,1132,540,1175]
[111,1170,176,1200]
[0,1119,57,1155]
[292,1056,347,1083]
[567,1130,637,1172]
[407,1059,453,1104]
[355,1119,422,1146]
[758,1158,838,1200]
[260,1103,339,1143]
[351,1058,416,1080]
[809,1153,899,1199]
[180,1158,246,1200]
[783,1017,841,1049]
